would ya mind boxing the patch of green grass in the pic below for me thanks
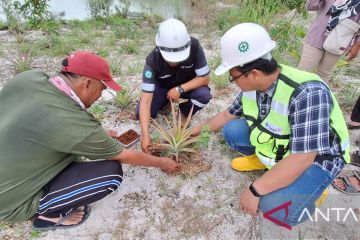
[112,84,136,110]
[336,84,359,111]
[215,0,305,62]
[105,34,117,46]
[344,67,360,78]
[0,221,10,230]
[109,59,123,76]
[66,19,93,32]
[196,125,211,150]
[97,48,109,58]
[15,34,28,44]
[126,63,143,76]
[30,230,42,239]
[119,40,140,55]
[88,103,107,121]
[211,73,228,89]
[5,48,33,73]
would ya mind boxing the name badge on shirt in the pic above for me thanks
[181,64,194,69]
[159,74,172,79]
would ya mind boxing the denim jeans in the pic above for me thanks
[222,118,255,156]
[259,164,333,226]
[222,118,335,226]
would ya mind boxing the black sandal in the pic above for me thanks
[32,205,91,231]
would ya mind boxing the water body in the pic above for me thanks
[0,0,192,21]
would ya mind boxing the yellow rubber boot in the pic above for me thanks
[315,188,329,208]
[231,154,267,172]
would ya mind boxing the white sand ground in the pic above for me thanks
[0,27,360,239]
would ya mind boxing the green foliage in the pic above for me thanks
[114,0,131,18]
[196,125,211,149]
[120,40,139,55]
[5,48,33,73]
[150,101,198,162]
[88,103,107,121]
[97,48,109,58]
[112,19,140,40]
[29,230,42,239]
[0,0,27,33]
[215,0,307,62]
[113,85,136,110]
[0,20,7,30]
[14,0,50,28]
[151,131,161,144]
[211,73,228,89]
[86,0,114,19]
[126,63,143,75]
[0,0,50,32]
[40,19,61,36]
[109,59,123,76]
[336,84,359,111]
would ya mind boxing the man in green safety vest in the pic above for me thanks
[192,23,350,226]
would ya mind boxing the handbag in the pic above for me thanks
[323,18,360,55]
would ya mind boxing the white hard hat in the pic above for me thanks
[155,18,191,63]
[215,23,276,75]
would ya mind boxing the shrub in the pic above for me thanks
[88,103,107,121]
[196,125,211,149]
[215,0,307,63]
[336,84,359,111]
[5,48,33,73]
[112,84,136,110]
[86,0,114,19]
[114,0,131,18]
[150,101,198,162]
[0,0,27,33]
[14,0,50,28]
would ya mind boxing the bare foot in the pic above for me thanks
[333,177,360,191]
[38,206,85,226]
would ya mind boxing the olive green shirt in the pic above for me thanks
[0,70,122,222]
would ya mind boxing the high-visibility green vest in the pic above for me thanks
[242,64,350,168]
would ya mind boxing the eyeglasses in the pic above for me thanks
[229,71,247,83]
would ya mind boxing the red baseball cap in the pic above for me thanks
[62,51,122,91]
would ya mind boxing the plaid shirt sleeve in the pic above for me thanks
[228,92,243,117]
[289,82,333,154]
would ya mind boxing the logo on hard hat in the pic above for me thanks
[145,70,153,79]
[238,41,250,53]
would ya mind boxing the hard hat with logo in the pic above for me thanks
[155,18,191,63]
[215,23,276,75]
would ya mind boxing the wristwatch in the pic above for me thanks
[249,182,263,198]
[176,85,185,94]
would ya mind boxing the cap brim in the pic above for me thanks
[102,79,122,91]
[215,63,230,75]
[160,47,190,63]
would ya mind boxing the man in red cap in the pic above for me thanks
[0,51,179,230]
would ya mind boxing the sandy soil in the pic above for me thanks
[0,24,360,239]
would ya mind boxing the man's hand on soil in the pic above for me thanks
[239,187,260,216]
[159,157,180,173]
[141,135,152,153]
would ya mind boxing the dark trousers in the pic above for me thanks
[33,160,123,219]
[135,85,212,119]
[351,95,360,122]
